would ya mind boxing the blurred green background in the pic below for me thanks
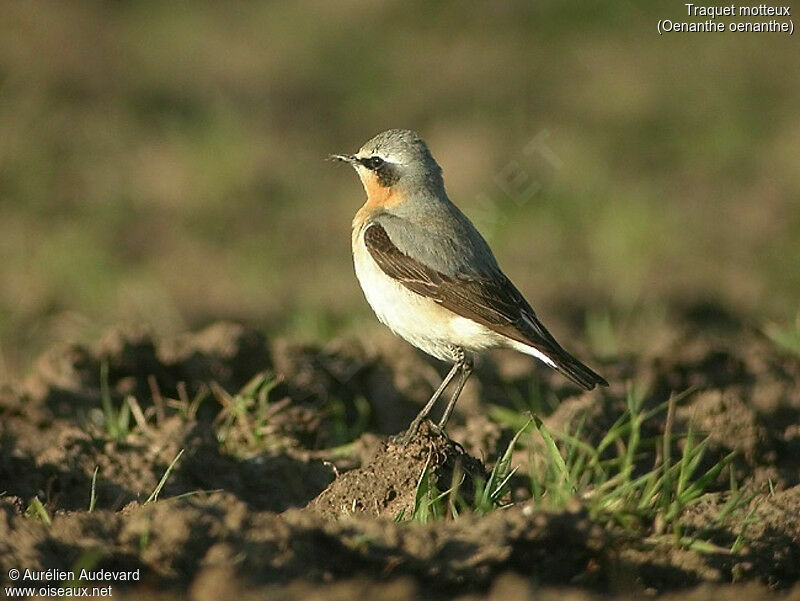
[1,1,798,376]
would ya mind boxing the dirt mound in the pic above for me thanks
[309,421,486,519]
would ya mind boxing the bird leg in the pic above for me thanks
[400,360,461,445]
[437,356,473,430]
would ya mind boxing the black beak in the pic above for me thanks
[328,154,357,165]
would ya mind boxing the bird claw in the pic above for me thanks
[393,419,448,447]
[393,426,420,447]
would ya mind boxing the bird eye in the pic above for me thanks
[368,156,384,170]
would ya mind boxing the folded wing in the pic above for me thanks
[362,221,607,390]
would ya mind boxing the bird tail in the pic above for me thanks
[549,349,608,390]
[510,340,608,391]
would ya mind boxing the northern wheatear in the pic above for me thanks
[333,129,607,441]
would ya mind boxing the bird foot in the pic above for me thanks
[393,419,448,447]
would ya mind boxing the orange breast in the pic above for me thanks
[352,171,404,231]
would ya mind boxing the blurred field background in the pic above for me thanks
[1,1,798,377]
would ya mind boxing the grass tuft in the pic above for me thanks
[519,387,749,546]
[404,423,529,523]
[480,385,755,550]
[409,453,446,524]
[212,372,282,453]
[25,497,52,526]
[473,422,527,514]
[99,361,132,441]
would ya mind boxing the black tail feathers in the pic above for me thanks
[549,349,608,391]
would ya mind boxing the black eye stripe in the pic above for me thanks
[358,155,399,186]
[360,156,385,170]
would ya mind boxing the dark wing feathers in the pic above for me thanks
[362,222,607,390]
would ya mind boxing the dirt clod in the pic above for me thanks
[309,421,486,519]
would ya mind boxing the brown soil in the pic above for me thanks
[309,420,487,520]
[1,315,800,600]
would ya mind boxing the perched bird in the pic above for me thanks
[332,129,607,442]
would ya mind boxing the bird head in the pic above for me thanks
[330,129,444,198]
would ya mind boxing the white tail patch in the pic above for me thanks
[508,339,557,368]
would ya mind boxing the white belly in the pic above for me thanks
[352,231,504,361]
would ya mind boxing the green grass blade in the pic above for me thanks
[145,449,185,504]
[532,416,570,481]
[26,497,52,526]
[89,466,99,512]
